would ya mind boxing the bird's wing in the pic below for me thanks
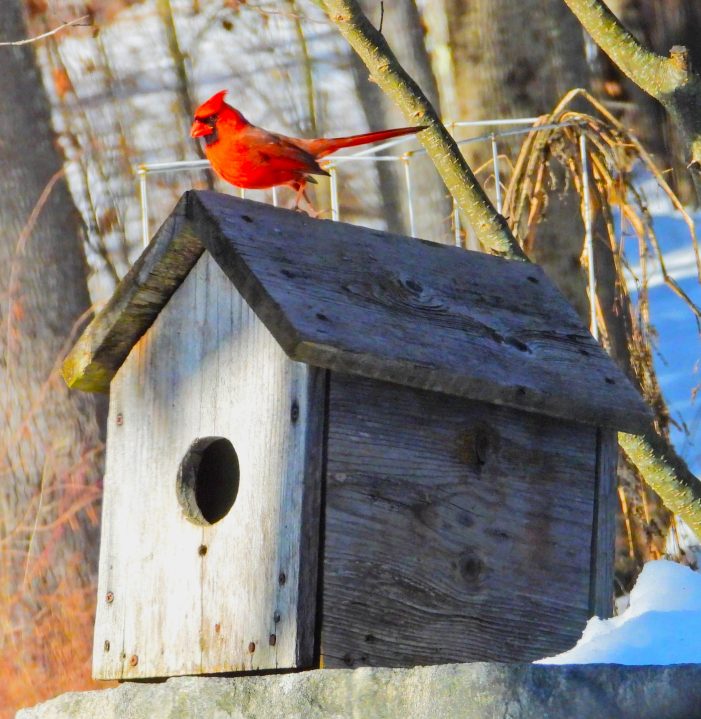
[239,126,330,177]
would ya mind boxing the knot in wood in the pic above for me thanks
[342,275,448,319]
[455,548,487,587]
[455,424,496,470]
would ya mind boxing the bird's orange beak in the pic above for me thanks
[190,119,212,138]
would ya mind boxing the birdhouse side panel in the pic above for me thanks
[320,372,599,667]
[93,253,323,680]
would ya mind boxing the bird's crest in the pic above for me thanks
[195,90,229,118]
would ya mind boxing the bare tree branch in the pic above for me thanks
[321,0,701,538]
[0,15,90,47]
[562,0,701,193]
[561,0,675,95]
[619,430,701,535]
[320,0,527,260]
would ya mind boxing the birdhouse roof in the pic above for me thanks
[63,190,650,433]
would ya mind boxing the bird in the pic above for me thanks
[190,90,426,210]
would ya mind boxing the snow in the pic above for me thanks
[536,560,701,665]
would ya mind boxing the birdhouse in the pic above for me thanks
[63,190,649,680]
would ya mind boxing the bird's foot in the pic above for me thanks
[295,203,323,219]
[291,186,323,218]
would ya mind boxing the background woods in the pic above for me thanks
[2,0,701,715]
[0,0,103,711]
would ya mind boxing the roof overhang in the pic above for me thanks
[63,190,651,433]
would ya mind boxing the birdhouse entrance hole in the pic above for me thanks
[177,437,239,525]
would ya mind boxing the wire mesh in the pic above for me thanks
[135,117,596,318]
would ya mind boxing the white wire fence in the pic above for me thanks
[136,117,598,336]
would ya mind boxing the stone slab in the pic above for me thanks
[16,662,701,719]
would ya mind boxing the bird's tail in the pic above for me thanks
[303,125,426,158]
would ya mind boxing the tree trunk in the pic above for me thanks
[441,0,589,139]
[350,0,451,243]
[0,1,103,712]
[439,0,591,312]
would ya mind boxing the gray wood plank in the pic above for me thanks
[62,195,204,392]
[92,254,320,679]
[320,372,598,666]
[63,190,649,432]
[589,428,618,619]
[294,368,328,665]
[190,191,649,433]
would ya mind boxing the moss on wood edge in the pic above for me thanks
[62,354,115,393]
[61,194,205,392]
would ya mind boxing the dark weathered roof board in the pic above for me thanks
[62,190,650,432]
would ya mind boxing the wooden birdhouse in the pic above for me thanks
[63,190,649,680]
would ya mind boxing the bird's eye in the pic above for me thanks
[199,115,217,126]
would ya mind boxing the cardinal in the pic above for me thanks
[190,90,425,209]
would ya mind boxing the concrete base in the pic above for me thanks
[16,663,701,719]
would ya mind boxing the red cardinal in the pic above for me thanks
[190,90,425,208]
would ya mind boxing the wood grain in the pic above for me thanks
[92,253,321,679]
[190,191,649,433]
[62,194,204,392]
[64,191,649,432]
[589,428,618,619]
[319,372,598,666]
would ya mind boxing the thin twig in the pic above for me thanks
[618,486,636,560]
[321,0,527,260]
[0,15,90,47]
[5,168,66,373]
[0,304,97,476]
[23,454,53,589]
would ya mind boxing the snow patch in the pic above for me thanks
[536,560,701,665]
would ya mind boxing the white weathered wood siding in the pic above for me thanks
[93,253,321,679]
